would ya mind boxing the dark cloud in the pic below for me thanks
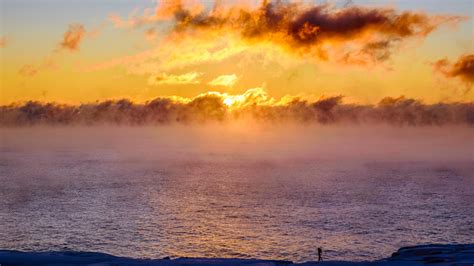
[1,96,472,126]
[434,54,474,85]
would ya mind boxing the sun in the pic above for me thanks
[222,94,247,108]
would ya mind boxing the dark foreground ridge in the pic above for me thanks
[0,244,473,266]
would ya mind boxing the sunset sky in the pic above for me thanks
[1,0,473,105]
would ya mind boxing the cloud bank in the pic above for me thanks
[1,89,472,126]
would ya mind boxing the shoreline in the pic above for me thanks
[0,244,472,265]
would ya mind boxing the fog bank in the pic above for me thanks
[1,96,473,127]
[2,125,472,163]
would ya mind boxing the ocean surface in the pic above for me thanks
[1,126,473,262]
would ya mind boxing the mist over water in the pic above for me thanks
[2,94,473,127]
[1,125,473,262]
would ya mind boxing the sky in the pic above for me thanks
[0,0,473,105]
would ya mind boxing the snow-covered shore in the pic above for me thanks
[0,244,472,266]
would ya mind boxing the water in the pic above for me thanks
[1,126,473,262]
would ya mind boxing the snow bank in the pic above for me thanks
[0,244,472,266]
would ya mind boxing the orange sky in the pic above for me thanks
[1,0,473,105]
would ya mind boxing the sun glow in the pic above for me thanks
[219,87,276,109]
[222,95,244,107]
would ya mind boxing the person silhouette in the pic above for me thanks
[318,247,323,262]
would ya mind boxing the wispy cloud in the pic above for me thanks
[82,35,296,78]
[18,65,39,77]
[59,24,86,51]
[19,24,94,77]
[108,9,157,29]
[0,37,6,48]
[208,74,238,87]
[148,71,203,85]
[18,56,56,77]
[144,28,159,42]
[108,0,203,29]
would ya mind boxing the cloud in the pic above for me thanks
[18,57,56,77]
[108,14,133,28]
[83,35,297,78]
[99,0,465,74]
[108,8,158,29]
[1,89,473,126]
[208,74,238,87]
[108,0,204,29]
[18,65,38,77]
[433,54,474,85]
[59,24,86,51]
[221,87,272,107]
[148,71,203,85]
[127,0,464,66]
[19,23,97,77]
[144,28,159,41]
[0,37,6,48]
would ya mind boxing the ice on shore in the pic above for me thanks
[0,244,472,266]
